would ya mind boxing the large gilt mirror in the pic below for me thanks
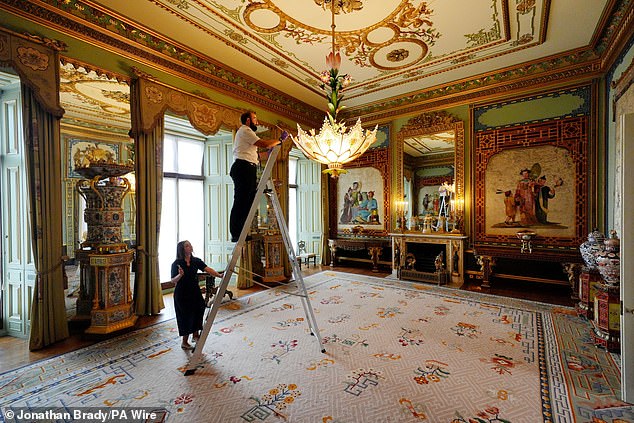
[395,111,464,233]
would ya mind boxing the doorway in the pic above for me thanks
[0,71,34,338]
[289,150,322,261]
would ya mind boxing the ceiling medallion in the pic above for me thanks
[313,0,363,14]
[387,48,409,62]
[243,0,438,70]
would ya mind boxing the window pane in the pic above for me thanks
[289,156,298,185]
[178,179,204,260]
[289,187,297,251]
[159,179,177,282]
[163,135,177,173]
[177,138,204,175]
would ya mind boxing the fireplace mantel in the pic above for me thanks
[390,233,468,285]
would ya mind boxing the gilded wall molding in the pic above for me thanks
[395,111,465,229]
[131,76,241,136]
[0,26,64,116]
[611,49,634,117]
[0,0,321,127]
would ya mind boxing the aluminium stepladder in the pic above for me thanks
[184,144,325,375]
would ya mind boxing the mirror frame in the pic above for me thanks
[395,111,465,232]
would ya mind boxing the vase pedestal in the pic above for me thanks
[84,250,137,334]
[576,267,601,319]
[592,283,620,353]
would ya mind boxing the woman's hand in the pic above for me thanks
[206,267,224,278]
[172,264,184,285]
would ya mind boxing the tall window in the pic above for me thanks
[158,129,205,281]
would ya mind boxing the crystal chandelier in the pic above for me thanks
[291,1,377,178]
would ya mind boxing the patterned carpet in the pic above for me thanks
[1,271,631,422]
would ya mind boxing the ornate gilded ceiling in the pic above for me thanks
[0,0,623,127]
[92,0,608,110]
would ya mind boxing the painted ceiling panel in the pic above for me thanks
[59,62,131,131]
[86,0,610,110]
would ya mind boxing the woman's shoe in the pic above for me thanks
[181,343,194,350]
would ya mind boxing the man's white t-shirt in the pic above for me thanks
[233,125,260,165]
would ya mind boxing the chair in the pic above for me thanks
[297,240,317,268]
[199,274,233,307]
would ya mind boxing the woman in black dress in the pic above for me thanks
[171,240,224,350]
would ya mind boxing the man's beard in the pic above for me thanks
[250,123,257,132]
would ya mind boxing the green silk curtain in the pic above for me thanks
[23,84,70,350]
[130,78,165,315]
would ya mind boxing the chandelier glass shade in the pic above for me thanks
[291,2,377,178]
[295,117,377,177]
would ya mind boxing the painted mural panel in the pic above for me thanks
[337,167,384,229]
[485,145,575,237]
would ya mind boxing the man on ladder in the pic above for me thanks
[229,110,289,242]
[184,115,324,375]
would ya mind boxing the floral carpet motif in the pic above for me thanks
[0,271,629,422]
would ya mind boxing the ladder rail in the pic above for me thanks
[265,179,325,350]
[184,145,324,375]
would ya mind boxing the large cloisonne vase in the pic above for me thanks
[77,177,130,252]
[594,230,620,286]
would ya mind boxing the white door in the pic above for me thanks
[296,156,322,258]
[0,76,35,338]
[620,113,634,402]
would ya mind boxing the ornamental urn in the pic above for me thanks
[579,228,605,269]
[594,230,620,285]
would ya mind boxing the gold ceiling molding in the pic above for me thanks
[598,0,634,69]
[313,0,364,14]
[0,27,65,117]
[130,70,241,136]
[60,56,131,84]
[0,0,321,127]
[349,59,602,123]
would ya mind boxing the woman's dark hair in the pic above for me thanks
[176,240,188,260]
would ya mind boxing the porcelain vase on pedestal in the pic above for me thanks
[594,230,620,286]
[576,228,604,319]
[579,228,605,269]
[592,230,620,352]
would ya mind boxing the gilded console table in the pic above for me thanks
[473,245,582,290]
[328,237,390,272]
